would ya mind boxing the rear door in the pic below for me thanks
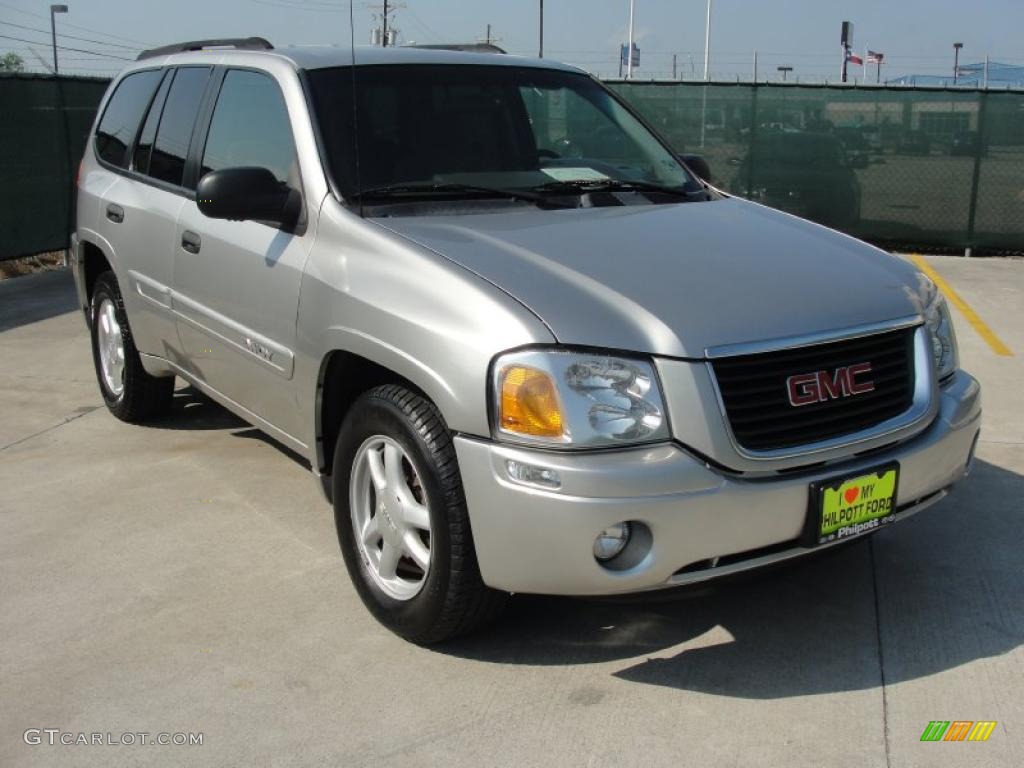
[171,68,311,440]
[91,67,182,356]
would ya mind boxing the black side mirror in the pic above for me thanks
[680,154,712,183]
[196,167,299,226]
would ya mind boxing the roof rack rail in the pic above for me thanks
[137,37,273,61]
[409,43,507,55]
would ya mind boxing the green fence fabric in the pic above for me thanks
[0,74,109,261]
[608,81,1024,253]
[2,75,1022,259]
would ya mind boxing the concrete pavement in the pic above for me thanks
[1,258,1022,767]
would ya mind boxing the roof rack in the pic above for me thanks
[137,37,273,61]
[409,43,507,55]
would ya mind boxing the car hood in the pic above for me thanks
[376,197,929,358]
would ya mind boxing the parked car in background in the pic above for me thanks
[833,127,871,169]
[71,40,980,643]
[730,132,861,229]
[897,130,931,156]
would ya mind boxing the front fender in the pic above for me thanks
[294,200,554,465]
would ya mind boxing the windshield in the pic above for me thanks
[307,64,698,203]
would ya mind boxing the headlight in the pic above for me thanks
[924,293,959,380]
[492,349,670,448]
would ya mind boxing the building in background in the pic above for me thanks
[887,61,1024,89]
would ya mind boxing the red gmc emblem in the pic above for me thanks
[786,363,875,407]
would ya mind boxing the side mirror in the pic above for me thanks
[196,167,299,226]
[680,154,712,183]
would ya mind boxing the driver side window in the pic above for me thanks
[201,70,297,188]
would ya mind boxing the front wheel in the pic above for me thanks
[332,385,505,643]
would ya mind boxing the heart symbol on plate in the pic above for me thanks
[844,487,860,504]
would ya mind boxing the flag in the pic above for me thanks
[867,50,884,64]
[846,50,864,66]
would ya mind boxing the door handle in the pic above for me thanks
[181,231,202,254]
[105,203,124,223]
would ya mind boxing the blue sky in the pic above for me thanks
[1,0,1021,81]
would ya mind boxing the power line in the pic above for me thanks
[0,1,152,47]
[0,20,139,50]
[0,32,134,60]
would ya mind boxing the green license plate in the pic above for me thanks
[806,464,900,546]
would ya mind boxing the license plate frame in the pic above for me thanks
[803,462,900,547]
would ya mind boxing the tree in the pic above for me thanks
[0,52,25,73]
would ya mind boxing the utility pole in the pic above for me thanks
[486,24,491,45]
[672,53,677,80]
[539,0,544,58]
[367,1,403,47]
[953,42,963,83]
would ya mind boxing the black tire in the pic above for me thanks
[89,271,174,422]
[332,385,506,643]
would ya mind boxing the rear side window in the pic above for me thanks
[201,70,296,186]
[131,71,172,174]
[149,67,212,188]
[94,70,163,168]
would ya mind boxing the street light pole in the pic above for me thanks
[703,0,712,81]
[50,4,68,74]
[953,42,963,83]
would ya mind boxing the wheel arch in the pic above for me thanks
[315,346,457,501]
[80,239,113,306]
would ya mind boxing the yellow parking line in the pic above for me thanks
[909,253,1014,357]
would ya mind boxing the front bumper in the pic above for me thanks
[455,370,981,596]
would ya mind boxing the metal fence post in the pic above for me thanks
[749,83,761,198]
[964,89,988,255]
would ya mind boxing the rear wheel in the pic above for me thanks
[333,385,505,643]
[89,271,174,422]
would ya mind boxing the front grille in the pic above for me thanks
[711,327,916,452]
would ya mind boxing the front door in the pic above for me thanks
[171,68,312,441]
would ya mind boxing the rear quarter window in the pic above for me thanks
[94,69,163,168]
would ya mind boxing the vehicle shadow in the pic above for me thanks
[149,385,249,431]
[150,385,312,470]
[440,458,1023,699]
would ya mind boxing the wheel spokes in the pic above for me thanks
[403,498,430,531]
[361,514,380,546]
[351,435,433,601]
[403,532,430,571]
[383,442,404,492]
[366,447,387,492]
[378,540,401,579]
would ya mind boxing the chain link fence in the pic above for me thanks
[2,74,1022,260]
[608,81,1024,253]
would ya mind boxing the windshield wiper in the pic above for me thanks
[351,182,569,208]
[532,179,696,198]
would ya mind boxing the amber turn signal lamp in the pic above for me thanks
[498,365,564,438]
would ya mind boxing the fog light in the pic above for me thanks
[593,522,632,562]
[505,460,561,489]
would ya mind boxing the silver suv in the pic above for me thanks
[71,39,981,643]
